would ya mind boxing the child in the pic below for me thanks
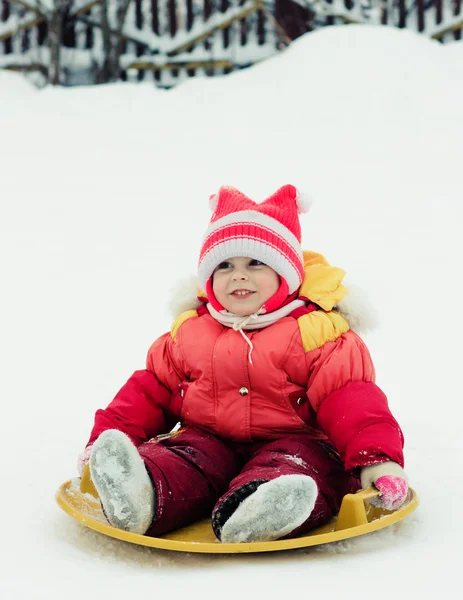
[78,184,408,543]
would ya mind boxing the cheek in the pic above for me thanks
[257,272,280,296]
[267,274,280,294]
[212,275,226,297]
[269,278,280,295]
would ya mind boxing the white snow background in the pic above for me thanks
[1,24,462,600]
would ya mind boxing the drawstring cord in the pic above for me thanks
[233,313,259,364]
[205,299,306,366]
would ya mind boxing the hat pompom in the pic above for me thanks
[209,193,219,212]
[295,189,312,214]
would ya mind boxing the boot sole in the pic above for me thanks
[221,474,318,543]
[90,430,154,534]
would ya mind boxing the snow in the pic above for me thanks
[284,454,308,467]
[1,22,462,600]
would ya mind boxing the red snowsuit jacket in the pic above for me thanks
[87,252,404,472]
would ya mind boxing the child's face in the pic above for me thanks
[212,256,280,316]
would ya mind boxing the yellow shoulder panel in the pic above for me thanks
[302,250,330,267]
[297,310,350,353]
[170,310,198,341]
[299,251,348,311]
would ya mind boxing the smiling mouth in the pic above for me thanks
[230,290,255,298]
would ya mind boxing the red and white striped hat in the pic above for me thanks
[198,184,311,311]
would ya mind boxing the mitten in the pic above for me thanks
[360,461,408,510]
[77,445,93,476]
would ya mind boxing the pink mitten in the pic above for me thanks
[77,445,93,476]
[374,475,408,510]
[360,461,408,510]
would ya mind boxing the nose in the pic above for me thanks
[232,269,248,281]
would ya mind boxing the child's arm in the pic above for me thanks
[306,330,404,471]
[85,333,184,448]
[305,329,409,508]
[87,369,178,447]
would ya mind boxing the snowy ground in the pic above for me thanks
[1,24,462,600]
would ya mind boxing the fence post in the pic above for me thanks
[48,1,68,85]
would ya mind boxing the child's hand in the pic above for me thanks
[77,445,93,476]
[360,461,408,510]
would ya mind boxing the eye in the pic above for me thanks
[249,259,265,267]
[216,261,233,270]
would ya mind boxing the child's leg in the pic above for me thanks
[212,435,358,543]
[138,427,243,536]
[90,429,155,534]
[91,427,242,536]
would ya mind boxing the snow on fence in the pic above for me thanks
[1,1,462,87]
[0,0,281,86]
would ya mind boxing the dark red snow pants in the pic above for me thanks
[137,427,360,539]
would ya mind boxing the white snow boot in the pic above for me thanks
[90,429,155,534]
[221,474,318,543]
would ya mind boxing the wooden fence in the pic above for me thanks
[1,1,462,87]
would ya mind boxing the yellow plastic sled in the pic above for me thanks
[56,466,418,554]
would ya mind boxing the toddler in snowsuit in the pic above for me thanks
[78,184,409,543]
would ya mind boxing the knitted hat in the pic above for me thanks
[198,184,311,313]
